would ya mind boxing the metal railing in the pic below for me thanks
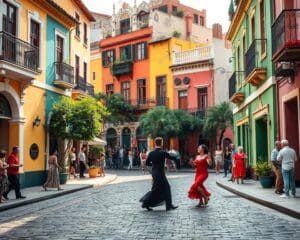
[186,108,207,118]
[229,72,237,99]
[0,31,39,71]
[115,27,132,36]
[172,45,214,65]
[75,77,95,96]
[54,62,74,84]
[156,97,169,107]
[245,39,267,78]
[272,9,300,58]
[126,98,156,110]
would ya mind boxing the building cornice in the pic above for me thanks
[226,0,251,42]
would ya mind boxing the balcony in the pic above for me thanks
[0,31,39,81]
[229,72,245,104]
[172,46,214,66]
[156,97,169,107]
[245,39,267,86]
[54,62,74,89]
[128,98,156,111]
[73,77,95,97]
[186,109,207,119]
[115,27,132,36]
[112,61,133,77]
[272,9,300,62]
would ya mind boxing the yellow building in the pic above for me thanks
[0,0,94,188]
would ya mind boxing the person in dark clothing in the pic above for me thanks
[140,137,178,211]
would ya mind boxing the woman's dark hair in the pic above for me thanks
[200,144,209,154]
[0,150,6,159]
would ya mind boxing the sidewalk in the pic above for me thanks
[0,173,117,212]
[216,176,300,219]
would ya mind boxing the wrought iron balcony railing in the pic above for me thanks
[229,72,237,99]
[156,97,169,107]
[74,77,95,96]
[0,31,39,72]
[112,60,133,76]
[54,62,74,85]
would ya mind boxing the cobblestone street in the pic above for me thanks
[0,171,299,240]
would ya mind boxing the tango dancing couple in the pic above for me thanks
[140,137,211,211]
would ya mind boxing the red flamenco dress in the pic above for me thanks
[234,153,246,178]
[188,156,211,199]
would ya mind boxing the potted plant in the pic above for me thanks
[172,31,181,38]
[88,165,99,178]
[254,162,273,188]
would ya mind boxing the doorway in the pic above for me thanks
[122,127,131,149]
[255,116,268,162]
[0,93,12,153]
[178,90,188,110]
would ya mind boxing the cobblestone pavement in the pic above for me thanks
[0,171,299,240]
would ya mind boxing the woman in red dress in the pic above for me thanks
[188,145,212,207]
[234,146,248,184]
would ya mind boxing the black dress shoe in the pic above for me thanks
[16,196,26,199]
[166,205,178,211]
[142,203,153,211]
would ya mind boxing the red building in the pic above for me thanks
[272,0,300,183]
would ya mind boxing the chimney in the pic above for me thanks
[212,23,223,39]
[185,14,192,40]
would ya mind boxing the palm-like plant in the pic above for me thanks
[204,102,233,147]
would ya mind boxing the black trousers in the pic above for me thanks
[5,174,22,198]
[79,161,86,177]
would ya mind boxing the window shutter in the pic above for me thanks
[113,49,116,62]
[132,44,136,61]
[102,51,106,66]
[128,45,132,60]
[144,42,148,59]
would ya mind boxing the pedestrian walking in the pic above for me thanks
[277,139,298,198]
[79,146,87,178]
[43,150,62,191]
[223,146,231,177]
[99,153,106,177]
[69,147,77,179]
[271,141,283,194]
[140,148,147,174]
[3,147,26,200]
[214,145,223,175]
[188,145,212,207]
[228,144,236,182]
[234,146,247,184]
[0,150,9,203]
[128,148,134,170]
[140,137,178,211]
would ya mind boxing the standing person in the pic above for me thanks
[140,137,178,211]
[43,150,62,191]
[214,145,223,175]
[0,151,9,203]
[3,147,26,200]
[229,144,236,182]
[128,148,134,170]
[234,146,247,184]
[119,146,124,169]
[223,146,232,177]
[277,139,298,198]
[188,145,212,207]
[140,148,147,174]
[99,153,106,177]
[78,146,87,178]
[271,141,283,194]
[69,147,77,179]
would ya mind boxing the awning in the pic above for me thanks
[88,137,107,145]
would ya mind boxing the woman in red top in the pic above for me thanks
[234,146,248,184]
[188,144,212,207]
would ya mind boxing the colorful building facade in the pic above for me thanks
[0,0,94,187]
[227,0,277,169]
[272,0,300,182]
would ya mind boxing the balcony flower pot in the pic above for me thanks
[59,172,69,185]
[88,166,99,178]
[254,162,273,188]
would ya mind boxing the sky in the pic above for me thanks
[82,0,231,32]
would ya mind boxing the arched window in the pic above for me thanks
[106,128,117,148]
[0,93,12,118]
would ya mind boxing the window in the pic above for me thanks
[194,14,199,24]
[83,22,87,45]
[75,12,80,38]
[56,35,64,62]
[75,55,80,84]
[260,0,266,55]
[120,18,130,34]
[83,62,87,82]
[134,42,147,60]
[106,84,114,95]
[156,76,167,106]
[172,6,177,14]
[120,45,131,61]
[242,35,246,71]
[236,45,240,72]
[3,0,17,35]
[121,81,130,101]
[30,20,40,48]
[102,49,115,66]
[93,72,96,80]
[251,14,255,42]
[158,5,168,13]
[199,16,204,26]
[178,90,188,110]
[137,79,146,103]
[198,88,208,113]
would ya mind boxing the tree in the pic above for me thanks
[203,102,233,147]
[139,107,180,143]
[96,93,136,124]
[49,96,108,170]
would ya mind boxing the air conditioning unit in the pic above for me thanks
[275,62,295,78]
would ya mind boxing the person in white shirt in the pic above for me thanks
[78,146,87,178]
[277,139,298,198]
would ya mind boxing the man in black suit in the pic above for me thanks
[140,137,178,211]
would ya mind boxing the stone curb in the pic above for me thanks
[0,175,118,212]
[216,180,300,220]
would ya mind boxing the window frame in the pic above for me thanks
[106,84,114,96]
[137,79,146,103]
[121,81,131,101]
[75,12,80,39]
[193,14,199,24]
